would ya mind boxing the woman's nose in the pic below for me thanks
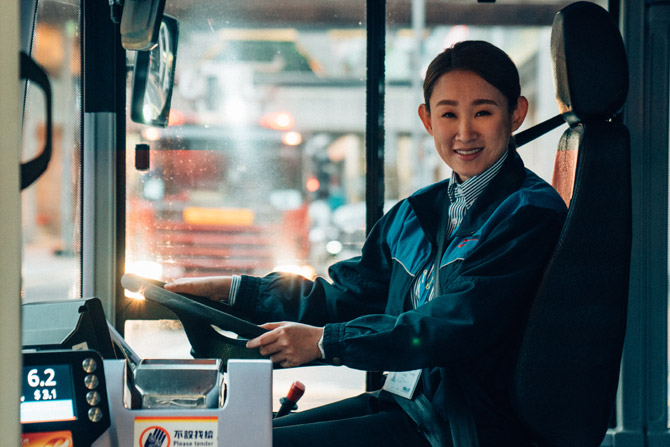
[456,119,477,142]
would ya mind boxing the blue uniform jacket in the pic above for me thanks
[233,150,567,442]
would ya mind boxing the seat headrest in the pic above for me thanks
[551,1,629,125]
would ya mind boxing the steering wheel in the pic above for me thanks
[121,273,267,365]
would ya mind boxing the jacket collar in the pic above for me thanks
[407,147,527,243]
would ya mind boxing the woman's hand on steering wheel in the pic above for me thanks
[246,322,324,368]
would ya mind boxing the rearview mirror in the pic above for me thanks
[130,15,178,128]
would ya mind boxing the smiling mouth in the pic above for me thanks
[454,148,483,156]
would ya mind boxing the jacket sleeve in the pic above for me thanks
[321,204,566,371]
[231,201,405,327]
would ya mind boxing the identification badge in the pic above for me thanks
[382,369,422,399]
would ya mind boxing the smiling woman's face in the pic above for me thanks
[418,70,528,182]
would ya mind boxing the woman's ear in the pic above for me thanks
[511,96,529,132]
[418,104,433,135]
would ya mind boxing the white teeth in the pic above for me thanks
[455,148,483,155]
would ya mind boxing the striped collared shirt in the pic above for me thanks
[410,150,509,308]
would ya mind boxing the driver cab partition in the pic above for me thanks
[20,297,274,447]
[22,298,117,360]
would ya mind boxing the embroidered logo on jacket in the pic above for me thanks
[458,237,479,248]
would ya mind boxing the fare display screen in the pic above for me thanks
[21,364,77,424]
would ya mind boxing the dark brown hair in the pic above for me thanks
[423,40,521,113]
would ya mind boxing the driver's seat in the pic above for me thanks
[512,2,631,446]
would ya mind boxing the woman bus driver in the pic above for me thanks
[165,41,568,446]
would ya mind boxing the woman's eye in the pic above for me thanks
[475,110,492,117]
[442,112,456,118]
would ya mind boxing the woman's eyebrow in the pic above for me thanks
[434,98,500,107]
[473,98,499,106]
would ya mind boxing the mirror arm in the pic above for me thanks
[108,0,123,24]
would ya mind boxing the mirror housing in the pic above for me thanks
[120,0,166,51]
[130,15,178,128]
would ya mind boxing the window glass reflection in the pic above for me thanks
[21,0,81,302]
[125,0,370,411]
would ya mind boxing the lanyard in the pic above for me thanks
[432,202,450,297]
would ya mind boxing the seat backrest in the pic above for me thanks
[511,2,631,446]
